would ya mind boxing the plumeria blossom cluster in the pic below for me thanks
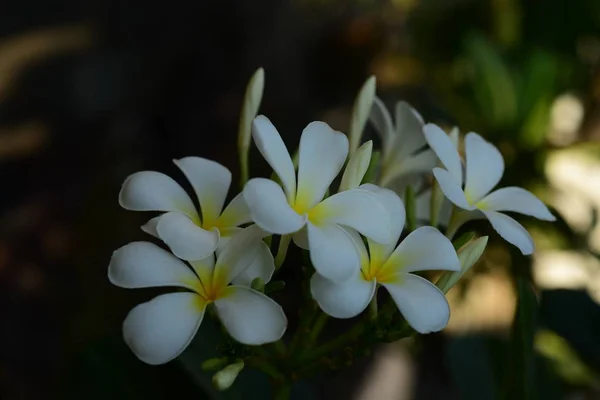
[109,70,555,394]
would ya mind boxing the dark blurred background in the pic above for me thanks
[2,0,600,399]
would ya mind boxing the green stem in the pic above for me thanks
[405,185,416,232]
[305,312,329,347]
[273,381,292,400]
[296,322,365,366]
[368,294,378,322]
[274,235,292,270]
[246,358,285,381]
[430,180,440,228]
[445,206,460,239]
[240,153,249,189]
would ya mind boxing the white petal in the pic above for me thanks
[119,171,198,220]
[339,140,373,191]
[483,211,535,255]
[424,123,463,185]
[243,178,306,235]
[173,157,231,225]
[252,116,296,201]
[292,226,309,250]
[108,241,199,291]
[313,189,392,244]
[307,222,360,282]
[141,216,160,238]
[360,184,406,262]
[310,272,375,318]
[478,187,555,221]
[295,122,349,211]
[394,101,426,159]
[214,286,287,345]
[433,168,473,210]
[156,212,219,261]
[214,225,268,284]
[369,97,395,162]
[382,274,450,334]
[219,192,253,227]
[381,149,437,187]
[123,292,205,365]
[464,132,504,203]
[387,226,460,273]
[231,241,275,286]
[189,255,215,283]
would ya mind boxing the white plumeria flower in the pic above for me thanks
[310,185,460,333]
[243,115,393,283]
[424,124,556,255]
[119,157,252,260]
[108,226,285,365]
[369,98,437,188]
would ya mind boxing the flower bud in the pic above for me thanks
[436,236,488,294]
[349,76,376,155]
[212,360,245,391]
[238,67,265,185]
[339,140,373,191]
[201,357,229,371]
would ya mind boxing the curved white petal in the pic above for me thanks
[464,133,504,203]
[292,226,309,250]
[394,101,426,159]
[119,171,198,220]
[189,255,215,283]
[433,168,473,210]
[381,150,437,187]
[310,272,375,318]
[478,187,555,221]
[361,184,406,262]
[313,189,392,244]
[108,241,199,291]
[215,286,287,345]
[387,226,460,273]
[483,211,535,255]
[369,97,395,162]
[123,292,205,365]
[219,192,253,227]
[295,122,348,211]
[252,116,296,201]
[156,212,219,261]
[382,274,450,334]
[231,241,275,286]
[307,222,360,282]
[243,178,306,235]
[141,216,161,238]
[214,225,268,284]
[173,157,231,225]
[424,124,462,185]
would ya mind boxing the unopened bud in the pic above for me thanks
[436,236,488,294]
[201,357,229,371]
[251,277,265,292]
[212,360,244,391]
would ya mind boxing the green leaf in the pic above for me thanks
[464,33,517,129]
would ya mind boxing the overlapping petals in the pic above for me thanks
[424,124,555,254]
[119,157,252,260]
[369,98,437,187]
[244,116,392,282]
[311,187,460,333]
[109,226,285,365]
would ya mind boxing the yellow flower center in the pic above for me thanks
[360,254,403,284]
